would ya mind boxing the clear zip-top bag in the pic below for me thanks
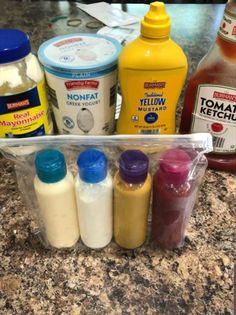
[0,133,212,250]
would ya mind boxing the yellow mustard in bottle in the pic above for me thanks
[114,150,152,249]
[117,2,188,135]
[0,29,52,138]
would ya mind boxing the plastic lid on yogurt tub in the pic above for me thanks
[38,33,122,75]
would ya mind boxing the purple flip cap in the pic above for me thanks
[119,150,149,184]
[159,149,191,186]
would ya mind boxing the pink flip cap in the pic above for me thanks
[159,149,191,185]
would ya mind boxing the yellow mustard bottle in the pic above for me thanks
[117,2,188,135]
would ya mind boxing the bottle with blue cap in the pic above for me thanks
[0,29,52,138]
[34,149,80,249]
[75,148,113,249]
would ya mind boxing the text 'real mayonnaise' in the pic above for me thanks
[38,34,121,135]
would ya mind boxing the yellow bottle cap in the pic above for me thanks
[141,2,171,39]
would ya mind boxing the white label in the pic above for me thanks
[44,36,117,68]
[191,85,236,153]
[45,71,117,135]
[218,11,236,43]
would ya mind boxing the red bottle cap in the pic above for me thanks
[159,149,191,186]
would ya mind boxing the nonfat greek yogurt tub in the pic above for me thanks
[38,34,121,135]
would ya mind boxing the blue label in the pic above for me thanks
[144,113,158,124]
[0,87,40,115]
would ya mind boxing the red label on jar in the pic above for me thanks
[65,80,99,90]
[7,99,30,110]
[144,81,166,89]
[213,91,236,102]
[53,38,82,47]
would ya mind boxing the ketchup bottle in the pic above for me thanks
[180,0,236,172]
[151,149,196,250]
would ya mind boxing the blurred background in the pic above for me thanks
[79,0,227,3]
[16,0,228,3]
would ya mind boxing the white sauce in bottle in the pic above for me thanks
[75,148,113,249]
[34,149,80,248]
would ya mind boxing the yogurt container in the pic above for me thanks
[38,34,121,135]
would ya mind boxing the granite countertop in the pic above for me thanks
[0,1,235,314]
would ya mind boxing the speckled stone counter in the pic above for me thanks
[0,2,235,314]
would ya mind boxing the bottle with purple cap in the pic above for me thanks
[151,148,197,250]
[114,150,152,249]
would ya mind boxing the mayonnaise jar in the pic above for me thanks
[0,29,52,138]
[38,34,121,135]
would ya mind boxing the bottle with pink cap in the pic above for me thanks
[151,148,197,250]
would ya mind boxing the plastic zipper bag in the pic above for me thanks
[0,133,212,250]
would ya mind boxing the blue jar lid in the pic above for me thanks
[0,29,31,64]
[77,148,108,184]
[35,149,67,183]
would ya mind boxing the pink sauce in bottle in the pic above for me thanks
[151,149,196,250]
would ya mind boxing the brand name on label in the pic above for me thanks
[65,80,99,90]
[7,99,30,110]
[213,91,236,102]
[54,38,82,47]
[144,82,166,89]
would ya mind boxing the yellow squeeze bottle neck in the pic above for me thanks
[141,2,171,39]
